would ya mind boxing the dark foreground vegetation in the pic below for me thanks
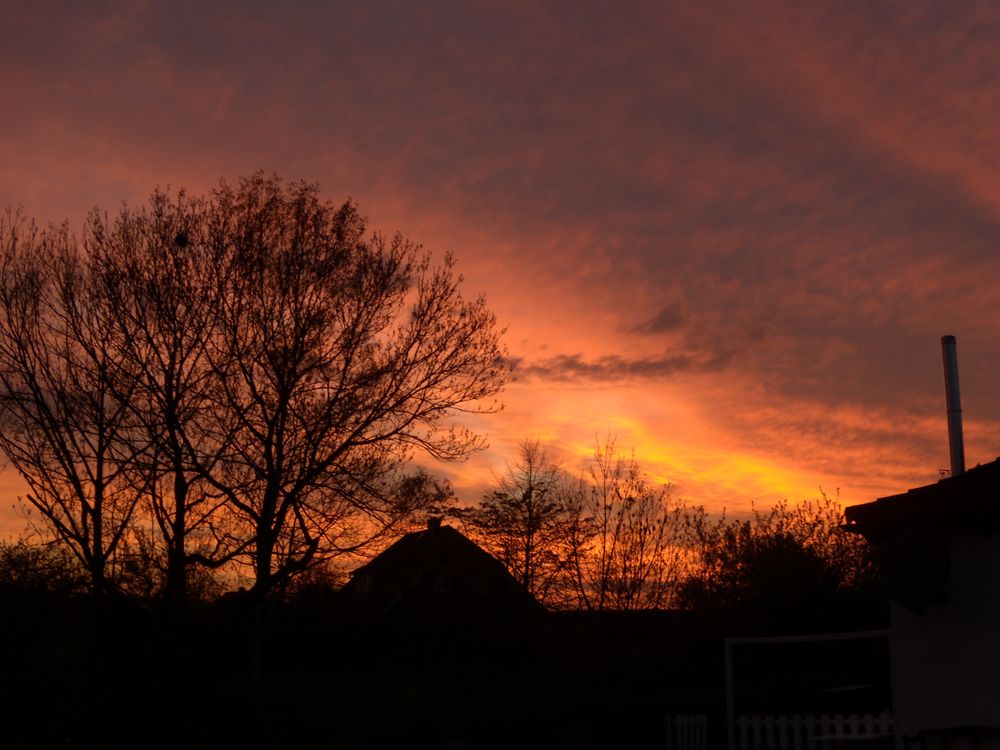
[2,512,885,749]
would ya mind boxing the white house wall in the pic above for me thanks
[890,529,1000,739]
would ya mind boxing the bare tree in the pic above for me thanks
[87,191,233,620]
[0,211,145,653]
[188,175,508,685]
[568,437,694,610]
[1,176,508,707]
[459,439,573,603]
[461,436,695,610]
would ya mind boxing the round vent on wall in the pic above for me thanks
[883,524,950,614]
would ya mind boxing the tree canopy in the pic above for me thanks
[0,174,509,621]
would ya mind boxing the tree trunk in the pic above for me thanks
[252,527,276,729]
[162,462,189,624]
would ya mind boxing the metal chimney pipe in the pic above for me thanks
[941,335,965,476]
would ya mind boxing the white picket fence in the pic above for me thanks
[733,712,894,750]
[666,713,709,750]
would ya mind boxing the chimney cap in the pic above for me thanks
[426,517,442,531]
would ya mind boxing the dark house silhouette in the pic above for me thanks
[845,458,1000,746]
[336,518,542,621]
[845,459,1000,545]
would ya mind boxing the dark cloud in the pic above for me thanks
[630,303,686,334]
[509,349,732,383]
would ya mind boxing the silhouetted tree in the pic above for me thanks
[678,496,879,616]
[89,190,233,621]
[0,538,86,596]
[380,467,456,535]
[459,440,574,603]
[0,212,144,614]
[189,175,508,692]
[463,437,697,610]
[0,176,509,709]
[566,437,695,610]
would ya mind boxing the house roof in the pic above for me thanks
[351,521,511,579]
[336,520,541,618]
[844,458,1000,541]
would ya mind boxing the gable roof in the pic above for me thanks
[336,521,541,618]
[844,458,1000,541]
[352,522,511,579]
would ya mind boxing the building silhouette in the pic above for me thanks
[845,459,1000,747]
[336,518,542,622]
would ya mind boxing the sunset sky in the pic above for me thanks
[3,1,1000,535]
